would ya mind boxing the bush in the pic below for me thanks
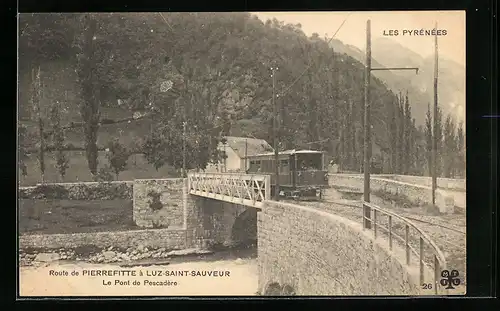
[147,190,163,211]
[100,118,114,125]
[95,166,114,182]
[372,189,413,207]
[29,184,70,199]
[19,181,133,200]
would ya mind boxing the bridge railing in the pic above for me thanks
[362,202,447,294]
[188,172,271,208]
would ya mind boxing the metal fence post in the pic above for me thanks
[388,215,393,250]
[419,237,424,285]
[405,224,410,265]
[363,203,372,229]
[265,175,271,200]
[373,210,377,238]
[434,255,439,295]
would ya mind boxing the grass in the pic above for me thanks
[19,199,136,235]
[19,108,184,186]
[19,151,180,186]
[372,189,415,208]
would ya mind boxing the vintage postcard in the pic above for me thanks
[18,11,466,296]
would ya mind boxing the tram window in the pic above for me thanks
[249,160,261,171]
[280,160,289,173]
[255,161,262,171]
[298,155,322,170]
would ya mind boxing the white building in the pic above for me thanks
[205,136,274,173]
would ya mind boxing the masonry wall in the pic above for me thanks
[133,179,186,228]
[258,201,434,296]
[19,228,187,250]
[377,174,466,191]
[20,178,256,251]
[329,174,456,213]
[201,200,257,247]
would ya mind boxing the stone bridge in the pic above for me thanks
[129,173,452,296]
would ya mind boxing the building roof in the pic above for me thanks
[224,136,274,159]
[254,149,324,157]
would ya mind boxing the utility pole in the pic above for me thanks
[225,141,228,172]
[182,121,187,178]
[432,21,439,205]
[245,138,248,173]
[271,66,280,201]
[362,20,419,229]
[363,20,372,229]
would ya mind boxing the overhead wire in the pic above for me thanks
[278,13,351,98]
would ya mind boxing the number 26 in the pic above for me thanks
[422,283,433,289]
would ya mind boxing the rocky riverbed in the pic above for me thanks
[19,246,219,267]
[19,245,259,296]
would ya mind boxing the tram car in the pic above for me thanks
[246,149,329,200]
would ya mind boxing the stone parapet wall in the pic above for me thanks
[19,178,255,251]
[132,178,187,228]
[329,174,455,213]
[378,175,466,191]
[258,200,436,295]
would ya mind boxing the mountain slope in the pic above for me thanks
[19,13,431,182]
[329,37,465,126]
[372,38,465,124]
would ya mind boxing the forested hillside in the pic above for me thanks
[18,13,465,184]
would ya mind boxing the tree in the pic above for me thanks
[409,118,417,175]
[395,93,405,174]
[31,65,46,183]
[414,125,426,176]
[74,14,101,178]
[49,102,70,181]
[455,121,465,178]
[142,131,168,172]
[106,139,130,179]
[443,114,457,177]
[19,13,77,66]
[435,106,444,177]
[403,92,412,174]
[18,125,30,178]
[388,97,398,173]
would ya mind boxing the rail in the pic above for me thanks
[188,172,271,208]
[362,202,448,294]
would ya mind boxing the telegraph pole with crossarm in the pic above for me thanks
[362,20,419,229]
[271,66,280,201]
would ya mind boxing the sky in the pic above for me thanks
[251,11,465,67]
